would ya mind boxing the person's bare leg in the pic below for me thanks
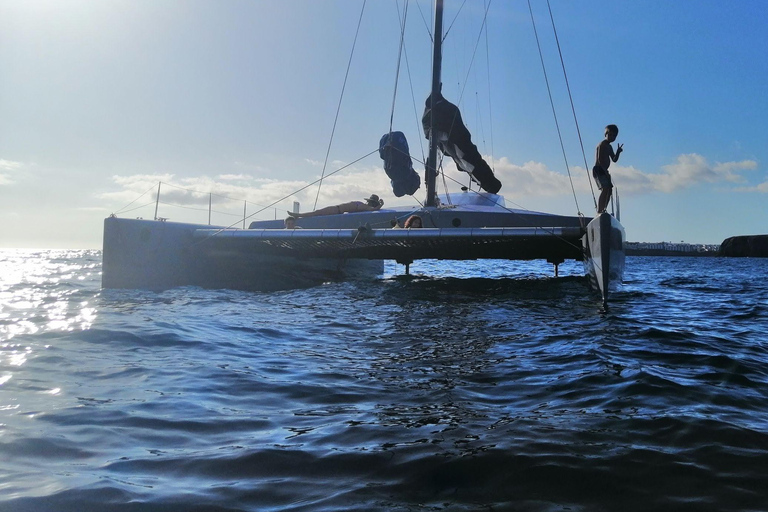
[597,187,612,214]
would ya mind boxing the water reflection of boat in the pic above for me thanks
[102,0,624,302]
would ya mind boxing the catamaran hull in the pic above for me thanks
[102,217,383,292]
[583,213,626,302]
[102,203,590,293]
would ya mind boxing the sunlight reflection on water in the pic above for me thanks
[0,250,100,342]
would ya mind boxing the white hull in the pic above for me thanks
[102,198,586,293]
[583,213,626,303]
[102,217,383,292]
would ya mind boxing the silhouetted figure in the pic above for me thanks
[593,124,623,214]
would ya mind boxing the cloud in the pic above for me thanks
[489,157,588,198]
[100,152,762,222]
[217,174,253,181]
[0,159,22,171]
[734,180,768,193]
[101,165,393,222]
[612,154,758,194]
[0,159,23,186]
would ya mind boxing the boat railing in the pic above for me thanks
[112,180,286,227]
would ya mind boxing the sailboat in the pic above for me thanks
[102,0,625,303]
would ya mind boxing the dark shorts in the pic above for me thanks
[592,165,613,190]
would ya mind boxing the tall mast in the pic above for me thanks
[425,0,444,207]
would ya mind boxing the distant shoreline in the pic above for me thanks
[625,242,720,257]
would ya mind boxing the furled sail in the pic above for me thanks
[379,131,421,197]
[421,92,502,194]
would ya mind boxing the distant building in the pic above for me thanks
[625,241,720,257]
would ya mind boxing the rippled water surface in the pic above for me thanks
[2,249,767,511]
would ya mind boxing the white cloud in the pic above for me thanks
[0,159,23,171]
[613,154,758,194]
[101,165,393,221]
[75,206,109,212]
[0,159,23,186]
[490,157,589,198]
[99,153,762,222]
[734,179,768,193]
[217,174,253,181]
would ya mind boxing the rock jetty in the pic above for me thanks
[719,235,768,257]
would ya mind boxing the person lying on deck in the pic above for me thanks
[288,194,384,218]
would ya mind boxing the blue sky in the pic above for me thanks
[1,0,766,248]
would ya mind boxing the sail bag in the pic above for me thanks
[379,131,421,197]
[422,93,502,194]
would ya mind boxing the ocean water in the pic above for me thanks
[1,249,767,512]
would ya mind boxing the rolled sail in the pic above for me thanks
[379,131,421,197]
[422,92,501,194]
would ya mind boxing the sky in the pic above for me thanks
[1,0,767,248]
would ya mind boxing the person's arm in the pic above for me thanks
[611,143,623,163]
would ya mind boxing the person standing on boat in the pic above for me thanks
[593,124,623,214]
[288,194,384,218]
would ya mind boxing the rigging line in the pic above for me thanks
[403,41,427,163]
[158,180,278,212]
[546,0,597,209]
[192,148,380,246]
[474,90,488,158]
[157,201,249,218]
[484,0,495,172]
[527,0,582,217]
[442,0,468,43]
[113,182,159,215]
[395,0,426,162]
[455,0,492,106]
[440,0,492,150]
[389,0,410,133]
[434,0,493,202]
[439,159,452,205]
[439,171,584,252]
[312,0,367,211]
[115,200,157,216]
[414,0,433,42]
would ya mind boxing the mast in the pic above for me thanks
[425,0,444,207]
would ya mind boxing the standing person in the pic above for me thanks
[593,124,623,214]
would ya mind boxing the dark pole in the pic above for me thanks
[425,0,444,207]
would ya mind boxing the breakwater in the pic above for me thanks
[720,234,768,257]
